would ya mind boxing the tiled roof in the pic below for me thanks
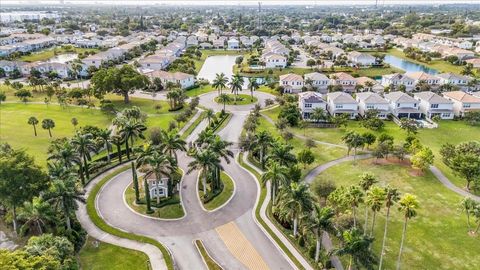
[443,91,480,103]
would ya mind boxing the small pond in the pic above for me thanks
[47,53,78,64]
[384,54,438,74]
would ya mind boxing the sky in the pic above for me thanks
[1,0,479,6]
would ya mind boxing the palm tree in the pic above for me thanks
[261,161,288,204]
[277,182,313,237]
[212,73,228,96]
[335,228,373,270]
[344,185,364,228]
[252,130,274,169]
[305,205,334,262]
[18,197,54,235]
[47,140,83,182]
[218,93,231,111]
[207,136,234,190]
[459,197,477,232]
[248,77,258,101]
[187,149,222,195]
[342,131,365,162]
[379,187,400,270]
[47,173,85,230]
[71,133,97,184]
[41,118,55,138]
[110,135,124,163]
[136,147,173,201]
[396,194,419,270]
[97,129,113,163]
[366,186,386,236]
[71,118,79,131]
[159,129,186,165]
[267,142,297,167]
[311,107,327,123]
[28,116,39,136]
[229,73,244,103]
[205,109,216,126]
[359,173,377,235]
[118,120,147,159]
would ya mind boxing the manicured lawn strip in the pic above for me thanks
[257,85,280,96]
[203,172,235,211]
[214,94,258,105]
[78,236,149,270]
[237,153,304,270]
[124,183,185,219]
[181,111,207,140]
[386,48,463,74]
[213,113,232,133]
[194,239,223,270]
[186,84,216,97]
[86,166,174,270]
[314,158,480,270]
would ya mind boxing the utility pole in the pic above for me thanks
[257,2,262,30]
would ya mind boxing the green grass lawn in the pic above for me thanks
[19,47,99,62]
[214,93,258,105]
[386,48,463,74]
[0,103,112,167]
[313,158,480,270]
[202,172,235,211]
[78,237,149,270]
[185,84,217,97]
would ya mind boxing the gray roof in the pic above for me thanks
[356,92,388,104]
[384,91,417,103]
[299,91,325,103]
[327,92,356,103]
[305,72,329,81]
[414,91,453,104]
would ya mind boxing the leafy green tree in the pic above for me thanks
[397,194,419,270]
[267,142,297,167]
[379,187,401,270]
[297,149,315,169]
[158,129,186,164]
[28,116,39,136]
[18,197,54,235]
[24,234,75,267]
[362,132,376,149]
[335,228,374,270]
[143,177,153,214]
[15,89,32,103]
[251,130,274,169]
[71,118,79,131]
[0,147,48,234]
[0,91,5,104]
[205,109,216,126]
[97,129,112,163]
[131,162,140,204]
[41,119,55,138]
[279,103,301,126]
[459,197,477,233]
[410,147,434,173]
[399,118,418,135]
[0,249,60,269]
[311,107,328,123]
[441,142,480,190]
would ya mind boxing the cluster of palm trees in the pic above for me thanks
[134,128,186,211]
[27,117,56,138]
[165,82,187,110]
[188,129,233,199]
[459,197,480,235]
[212,72,259,104]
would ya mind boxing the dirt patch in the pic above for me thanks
[366,157,411,167]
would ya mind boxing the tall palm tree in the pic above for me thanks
[311,107,327,123]
[136,147,174,201]
[366,186,386,236]
[110,135,124,163]
[267,142,297,167]
[359,173,377,235]
[247,77,258,101]
[277,182,313,237]
[97,129,113,163]
[205,109,216,126]
[195,129,215,148]
[159,129,186,165]
[379,187,401,270]
[207,136,234,190]
[305,205,334,262]
[41,118,55,138]
[229,73,244,103]
[218,93,231,112]
[344,185,364,228]
[187,149,222,195]
[18,197,54,235]
[252,130,274,169]
[396,194,419,270]
[71,133,97,184]
[212,73,228,96]
[342,131,365,162]
[28,116,39,136]
[261,161,288,204]
[118,120,147,159]
[46,173,85,230]
[459,197,477,232]
[335,228,373,270]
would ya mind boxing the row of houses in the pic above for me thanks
[299,90,480,121]
[260,39,291,68]
[0,36,56,57]
[0,60,70,78]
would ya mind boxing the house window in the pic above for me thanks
[305,103,312,108]
[442,113,451,118]
[414,103,417,107]
[335,105,343,109]
[158,189,164,195]
[397,103,400,108]
[431,104,439,109]
[464,104,471,108]
[366,105,374,109]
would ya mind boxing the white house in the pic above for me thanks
[262,53,287,68]
[227,38,240,50]
[326,92,358,119]
[414,91,454,119]
[279,73,304,93]
[381,73,415,91]
[384,91,421,119]
[442,91,480,117]
[347,51,376,66]
[330,72,356,92]
[145,173,168,199]
[466,58,480,68]
[0,60,26,75]
[436,73,471,88]
[304,72,330,93]
[138,55,173,71]
[406,72,440,86]
[355,92,390,119]
[298,91,328,120]
[145,70,195,89]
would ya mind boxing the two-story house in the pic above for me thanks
[442,91,480,117]
[436,73,471,88]
[406,72,441,87]
[298,91,328,120]
[145,70,195,89]
[262,53,287,68]
[355,92,390,119]
[145,173,169,200]
[330,72,356,93]
[381,73,415,91]
[347,51,376,66]
[384,91,421,119]
[326,92,358,119]
[279,73,304,93]
[414,91,454,119]
[304,72,330,93]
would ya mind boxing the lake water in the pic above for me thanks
[384,54,438,74]
[47,53,78,64]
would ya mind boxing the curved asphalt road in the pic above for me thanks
[96,91,292,269]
